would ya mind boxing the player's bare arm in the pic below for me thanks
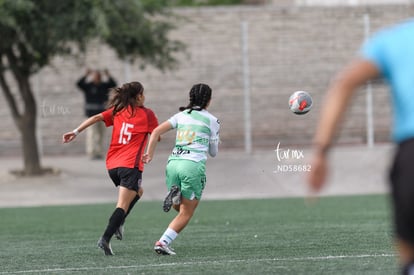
[142,121,172,163]
[308,59,381,192]
[62,113,104,143]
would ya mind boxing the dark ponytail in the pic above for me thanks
[108,82,144,116]
[179,83,212,114]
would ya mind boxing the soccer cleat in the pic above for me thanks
[97,237,114,256]
[163,185,180,212]
[114,225,124,240]
[154,241,176,255]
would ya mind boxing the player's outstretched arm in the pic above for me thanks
[307,59,381,192]
[62,113,104,144]
[142,121,172,163]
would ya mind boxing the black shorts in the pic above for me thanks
[108,167,142,192]
[390,138,414,245]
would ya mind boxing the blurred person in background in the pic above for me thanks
[77,69,117,159]
[307,18,414,275]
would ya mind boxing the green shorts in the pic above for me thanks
[165,159,206,200]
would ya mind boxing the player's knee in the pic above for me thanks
[116,203,129,212]
[180,207,196,219]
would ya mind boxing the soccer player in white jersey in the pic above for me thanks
[143,83,220,255]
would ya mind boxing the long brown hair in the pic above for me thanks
[107,82,144,116]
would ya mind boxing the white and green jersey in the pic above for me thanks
[168,109,220,162]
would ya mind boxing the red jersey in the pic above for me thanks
[102,106,158,171]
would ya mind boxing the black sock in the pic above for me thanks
[102,208,125,242]
[124,195,141,220]
[402,262,414,275]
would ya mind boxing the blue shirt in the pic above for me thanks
[361,19,414,143]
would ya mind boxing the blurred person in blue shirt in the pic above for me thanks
[308,18,414,275]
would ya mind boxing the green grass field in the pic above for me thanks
[0,195,397,274]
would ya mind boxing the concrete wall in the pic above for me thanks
[0,5,412,156]
[294,0,414,6]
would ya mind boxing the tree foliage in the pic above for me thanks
[0,0,182,175]
[0,0,182,73]
[171,0,243,6]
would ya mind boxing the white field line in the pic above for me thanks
[0,253,395,274]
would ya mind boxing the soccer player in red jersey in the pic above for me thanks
[63,81,158,255]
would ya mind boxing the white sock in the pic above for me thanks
[159,228,178,246]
